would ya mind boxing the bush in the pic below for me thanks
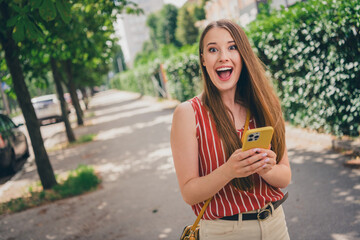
[53,165,100,198]
[110,44,201,101]
[165,53,202,102]
[247,0,360,136]
[110,62,160,97]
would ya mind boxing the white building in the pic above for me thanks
[204,0,303,27]
[115,0,164,67]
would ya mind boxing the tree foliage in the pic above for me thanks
[176,7,198,46]
[158,4,179,45]
[145,4,179,48]
[0,0,142,190]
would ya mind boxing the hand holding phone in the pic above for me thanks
[224,127,275,179]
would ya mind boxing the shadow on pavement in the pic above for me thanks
[285,146,360,240]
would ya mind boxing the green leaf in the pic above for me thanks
[39,0,57,21]
[30,0,44,9]
[55,0,71,24]
[24,18,43,40]
[6,16,19,27]
[12,20,25,42]
[11,4,22,13]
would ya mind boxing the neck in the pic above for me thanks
[220,89,237,110]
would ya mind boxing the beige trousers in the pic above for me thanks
[199,205,290,240]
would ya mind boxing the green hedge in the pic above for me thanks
[248,0,360,136]
[165,53,202,102]
[110,48,202,102]
[110,61,160,97]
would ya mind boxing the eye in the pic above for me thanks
[229,45,237,50]
[209,47,218,53]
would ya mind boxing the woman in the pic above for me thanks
[171,19,291,239]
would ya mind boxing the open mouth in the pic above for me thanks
[216,67,233,81]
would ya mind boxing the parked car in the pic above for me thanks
[0,114,29,172]
[31,94,64,125]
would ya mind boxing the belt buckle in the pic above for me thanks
[257,207,271,221]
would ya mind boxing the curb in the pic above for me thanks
[332,139,360,156]
[332,138,360,167]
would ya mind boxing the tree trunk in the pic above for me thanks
[80,87,89,110]
[0,80,11,115]
[0,13,57,189]
[50,58,76,143]
[63,59,84,125]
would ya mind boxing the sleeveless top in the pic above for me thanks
[188,96,284,220]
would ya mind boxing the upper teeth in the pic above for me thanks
[217,67,232,71]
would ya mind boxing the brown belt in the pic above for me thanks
[220,192,288,221]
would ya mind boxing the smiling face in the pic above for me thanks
[201,27,242,95]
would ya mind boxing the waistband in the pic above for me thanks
[220,192,288,221]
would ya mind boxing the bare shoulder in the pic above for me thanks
[172,101,196,131]
[173,101,194,120]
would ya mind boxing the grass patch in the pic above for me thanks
[70,133,96,145]
[85,111,95,118]
[47,133,97,152]
[0,165,101,215]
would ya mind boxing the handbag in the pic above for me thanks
[180,109,251,240]
[179,197,212,240]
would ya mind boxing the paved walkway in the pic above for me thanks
[0,90,359,240]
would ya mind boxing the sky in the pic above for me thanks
[163,0,187,7]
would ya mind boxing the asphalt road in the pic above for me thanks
[0,90,359,240]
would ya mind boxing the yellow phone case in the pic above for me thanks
[242,126,274,151]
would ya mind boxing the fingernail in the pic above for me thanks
[262,164,266,168]
[253,148,259,152]
[262,153,268,157]
[264,158,270,163]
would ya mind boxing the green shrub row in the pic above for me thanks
[247,0,360,136]
[110,50,202,102]
[165,53,202,102]
[110,62,160,97]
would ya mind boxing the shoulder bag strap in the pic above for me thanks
[189,197,212,232]
[188,108,251,234]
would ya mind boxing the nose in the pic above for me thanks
[219,49,230,62]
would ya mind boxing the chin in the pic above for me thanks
[214,81,238,93]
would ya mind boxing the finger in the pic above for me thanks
[255,163,273,175]
[240,152,269,167]
[266,157,276,167]
[234,148,260,161]
[242,157,269,174]
[256,149,277,160]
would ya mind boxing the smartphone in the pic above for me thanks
[242,126,274,151]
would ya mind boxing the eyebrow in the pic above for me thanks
[207,40,235,46]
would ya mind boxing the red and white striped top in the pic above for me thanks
[189,96,284,220]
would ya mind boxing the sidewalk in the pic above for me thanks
[0,90,179,203]
[0,89,359,240]
[0,90,189,240]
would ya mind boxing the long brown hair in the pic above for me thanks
[199,19,285,191]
